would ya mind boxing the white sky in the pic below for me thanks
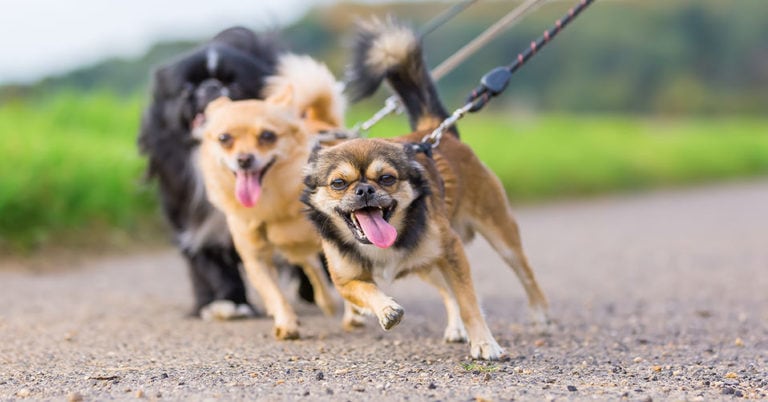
[0,0,341,84]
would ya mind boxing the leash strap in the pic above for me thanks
[466,0,595,113]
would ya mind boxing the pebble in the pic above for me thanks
[135,389,145,398]
[428,382,437,390]
[16,389,31,397]
[567,385,577,392]
[722,387,735,395]
[315,371,324,381]
[67,392,84,402]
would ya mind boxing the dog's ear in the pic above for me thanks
[205,96,232,115]
[266,83,294,108]
[302,142,324,190]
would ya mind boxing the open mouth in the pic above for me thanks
[338,203,398,248]
[234,156,276,208]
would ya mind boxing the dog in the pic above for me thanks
[196,54,346,339]
[301,19,548,360]
[138,27,325,319]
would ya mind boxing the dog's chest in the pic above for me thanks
[363,234,442,282]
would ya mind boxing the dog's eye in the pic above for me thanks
[259,130,276,145]
[378,174,397,186]
[329,178,347,190]
[218,133,233,148]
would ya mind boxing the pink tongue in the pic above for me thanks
[354,209,397,248]
[235,171,261,208]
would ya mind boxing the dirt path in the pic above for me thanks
[1,180,767,401]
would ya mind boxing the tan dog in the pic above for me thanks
[197,54,345,339]
[301,20,548,360]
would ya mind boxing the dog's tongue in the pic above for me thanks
[235,171,261,208]
[354,209,397,248]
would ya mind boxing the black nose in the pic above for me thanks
[355,183,376,197]
[237,154,254,169]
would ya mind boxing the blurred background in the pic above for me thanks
[1,0,767,255]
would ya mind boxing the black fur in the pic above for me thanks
[138,27,317,316]
[345,19,455,136]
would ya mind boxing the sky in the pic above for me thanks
[0,0,342,84]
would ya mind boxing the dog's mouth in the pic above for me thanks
[234,157,276,208]
[338,203,398,248]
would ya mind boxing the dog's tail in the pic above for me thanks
[263,54,346,129]
[346,18,452,135]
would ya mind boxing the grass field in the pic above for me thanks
[2,92,768,252]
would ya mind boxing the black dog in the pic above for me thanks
[139,27,314,318]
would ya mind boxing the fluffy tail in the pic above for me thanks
[346,18,452,134]
[263,54,346,128]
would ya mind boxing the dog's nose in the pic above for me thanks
[355,183,376,197]
[237,154,254,169]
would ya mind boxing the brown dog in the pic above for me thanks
[301,20,548,360]
[196,54,345,339]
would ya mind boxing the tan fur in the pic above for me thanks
[306,132,548,360]
[197,57,345,339]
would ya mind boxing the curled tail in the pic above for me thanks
[346,18,454,135]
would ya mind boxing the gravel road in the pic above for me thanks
[1,180,766,401]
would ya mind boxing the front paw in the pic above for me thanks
[343,303,367,331]
[378,304,404,330]
[470,339,505,360]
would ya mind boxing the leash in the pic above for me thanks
[423,0,595,148]
[353,0,546,136]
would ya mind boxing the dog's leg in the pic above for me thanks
[417,269,467,343]
[473,204,549,325]
[189,245,256,321]
[334,277,403,331]
[342,301,366,331]
[299,255,337,317]
[229,221,299,340]
[437,235,504,360]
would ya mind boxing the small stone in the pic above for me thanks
[135,389,145,398]
[725,372,738,379]
[651,365,662,372]
[734,390,744,397]
[275,379,285,385]
[633,357,643,363]
[428,382,437,390]
[534,339,546,347]
[316,371,324,381]
[734,338,744,347]
[67,392,84,402]
[722,387,735,395]
[483,373,492,382]
[303,390,310,396]
[325,388,334,395]
[16,389,31,397]
[567,385,577,392]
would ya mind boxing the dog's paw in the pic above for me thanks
[443,324,468,343]
[200,300,256,321]
[470,339,505,361]
[274,325,300,340]
[378,304,404,331]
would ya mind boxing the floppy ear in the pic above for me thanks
[205,96,232,115]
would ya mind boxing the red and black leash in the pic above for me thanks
[423,0,596,146]
[467,0,595,112]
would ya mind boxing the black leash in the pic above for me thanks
[423,0,596,147]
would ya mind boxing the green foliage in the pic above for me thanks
[0,91,157,252]
[4,1,768,115]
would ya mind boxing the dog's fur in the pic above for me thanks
[139,27,321,319]
[301,20,548,360]
[196,55,345,339]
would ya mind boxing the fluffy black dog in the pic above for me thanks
[139,27,314,319]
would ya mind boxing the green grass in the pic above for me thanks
[0,91,157,252]
[2,92,768,253]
